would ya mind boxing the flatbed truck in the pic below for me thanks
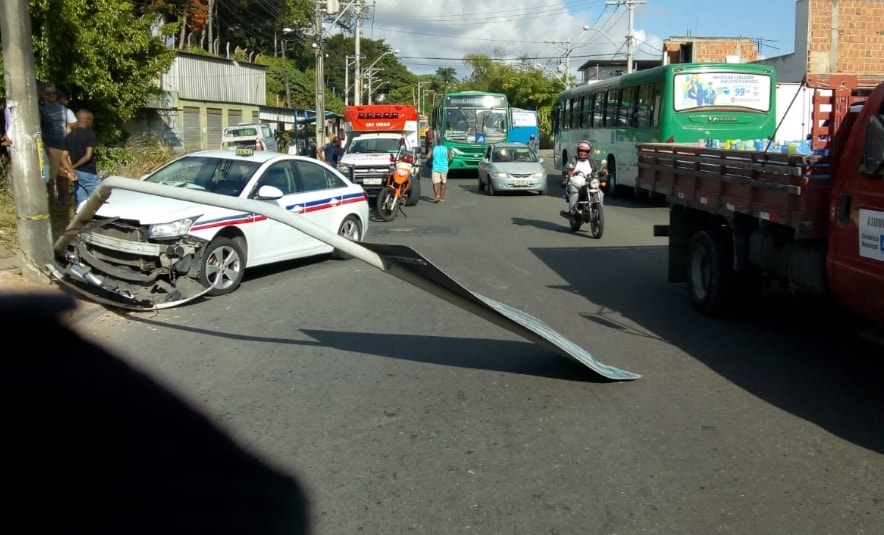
[636,74,884,331]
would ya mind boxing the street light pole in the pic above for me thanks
[362,49,398,104]
[281,28,295,107]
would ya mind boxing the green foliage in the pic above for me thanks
[21,0,176,161]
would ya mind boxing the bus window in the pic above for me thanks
[636,84,653,128]
[605,89,620,127]
[593,92,605,127]
[620,86,637,127]
[582,95,593,128]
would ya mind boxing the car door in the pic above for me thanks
[246,160,311,265]
[260,124,278,152]
[290,159,352,255]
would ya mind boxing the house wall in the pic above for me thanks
[756,0,884,83]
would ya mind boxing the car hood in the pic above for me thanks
[490,162,544,173]
[93,187,210,224]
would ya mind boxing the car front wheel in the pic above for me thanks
[199,236,246,296]
[332,215,363,259]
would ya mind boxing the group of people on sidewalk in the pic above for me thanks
[2,82,100,208]
[38,81,99,207]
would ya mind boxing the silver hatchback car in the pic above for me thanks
[477,143,548,195]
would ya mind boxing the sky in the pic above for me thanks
[342,0,798,79]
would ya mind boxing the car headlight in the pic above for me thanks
[149,218,195,239]
[492,171,508,178]
[533,171,546,178]
[590,178,600,189]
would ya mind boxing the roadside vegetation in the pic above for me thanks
[0,135,176,252]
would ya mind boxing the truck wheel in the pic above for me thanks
[199,236,246,296]
[405,177,421,206]
[688,230,733,315]
[332,215,362,260]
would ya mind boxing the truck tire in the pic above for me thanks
[405,176,421,206]
[688,230,734,315]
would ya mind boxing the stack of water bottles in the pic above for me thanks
[699,137,822,155]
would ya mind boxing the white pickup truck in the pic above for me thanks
[221,122,279,152]
[337,132,421,206]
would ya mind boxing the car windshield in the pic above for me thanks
[146,156,261,196]
[493,147,537,163]
[347,138,403,155]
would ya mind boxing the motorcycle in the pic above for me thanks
[560,163,606,238]
[376,149,415,222]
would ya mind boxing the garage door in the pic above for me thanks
[228,109,242,126]
[182,106,201,152]
[207,108,222,149]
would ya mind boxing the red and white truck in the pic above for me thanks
[636,73,884,335]
[337,104,422,205]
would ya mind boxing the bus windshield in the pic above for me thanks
[443,108,508,143]
[674,72,771,112]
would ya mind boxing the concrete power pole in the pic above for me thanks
[0,0,55,282]
[606,0,646,74]
[314,0,326,154]
[353,0,363,105]
[545,38,574,87]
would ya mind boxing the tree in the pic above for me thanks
[20,0,176,145]
[435,67,458,91]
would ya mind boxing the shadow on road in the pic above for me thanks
[120,313,605,383]
[532,243,884,453]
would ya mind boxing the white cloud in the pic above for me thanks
[344,1,665,79]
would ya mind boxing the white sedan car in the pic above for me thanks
[59,150,369,308]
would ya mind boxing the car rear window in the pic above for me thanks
[225,127,258,137]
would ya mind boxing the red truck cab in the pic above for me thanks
[824,76,884,323]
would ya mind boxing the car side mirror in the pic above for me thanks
[537,158,544,164]
[255,185,284,200]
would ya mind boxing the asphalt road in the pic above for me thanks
[77,154,884,534]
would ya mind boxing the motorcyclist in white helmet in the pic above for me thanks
[565,140,595,214]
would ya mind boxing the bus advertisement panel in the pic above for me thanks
[551,63,777,195]
[430,91,510,171]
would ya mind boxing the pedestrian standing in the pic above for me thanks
[39,82,68,205]
[426,136,452,202]
[61,109,100,205]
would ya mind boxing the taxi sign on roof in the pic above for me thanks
[235,148,254,157]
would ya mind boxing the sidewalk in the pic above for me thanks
[0,243,108,325]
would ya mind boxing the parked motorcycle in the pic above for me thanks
[560,164,606,238]
[376,149,415,222]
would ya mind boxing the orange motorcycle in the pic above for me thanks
[376,148,415,222]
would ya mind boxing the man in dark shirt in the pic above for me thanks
[39,82,68,205]
[62,109,100,204]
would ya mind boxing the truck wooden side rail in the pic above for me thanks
[637,144,831,239]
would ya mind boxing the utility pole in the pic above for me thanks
[545,38,575,87]
[353,0,363,105]
[606,0,646,74]
[0,0,54,282]
[314,0,325,155]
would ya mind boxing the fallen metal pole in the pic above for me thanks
[50,176,640,381]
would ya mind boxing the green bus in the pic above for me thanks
[430,91,510,171]
[552,63,777,194]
